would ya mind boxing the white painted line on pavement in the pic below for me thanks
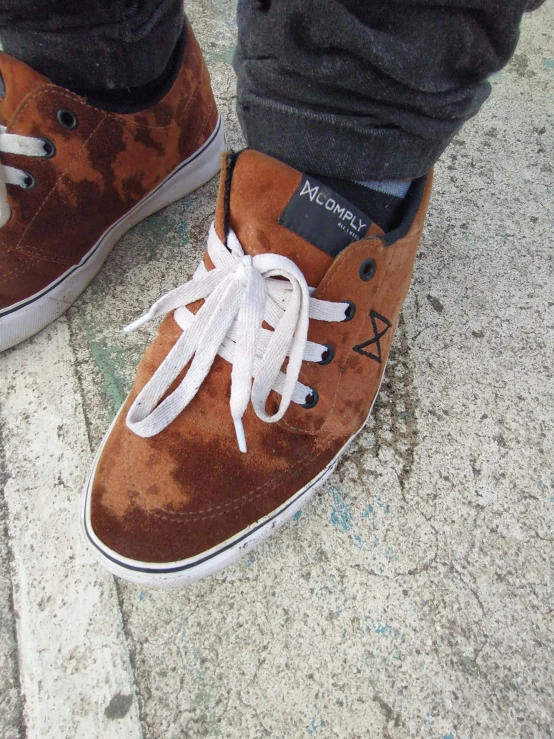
[0,319,142,739]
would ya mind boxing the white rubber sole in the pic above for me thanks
[81,371,385,588]
[0,116,225,353]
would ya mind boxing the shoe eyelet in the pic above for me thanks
[21,172,36,190]
[41,138,56,158]
[318,344,334,365]
[359,257,377,281]
[301,388,319,409]
[57,108,78,130]
[342,300,356,322]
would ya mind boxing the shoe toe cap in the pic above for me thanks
[87,398,333,566]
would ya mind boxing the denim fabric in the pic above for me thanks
[234,0,534,179]
[0,0,538,177]
[0,0,184,91]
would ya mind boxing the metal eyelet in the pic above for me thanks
[21,172,36,190]
[301,388,319,409]
[57,108,78,130]
[342,300,356,322]
[318,344,334,365]
[41,138,56,158]
[359,258,377,281]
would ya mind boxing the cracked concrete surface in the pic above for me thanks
[0,1,553,737]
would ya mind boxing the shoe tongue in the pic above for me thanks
[0,53,50,126]
[215,150,383,286]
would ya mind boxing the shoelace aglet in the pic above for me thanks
[123,313,151,334]
[233,419,247,454]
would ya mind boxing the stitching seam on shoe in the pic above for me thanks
[0,256,41,281]
[9,80,200,134]
[322,246,395,434]
[319,242,394,429]
[13,115,108,258]
[9,87,210,261]
[279,241,392,435]
[125,438,327,521]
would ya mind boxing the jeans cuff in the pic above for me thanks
[237,91,453,180]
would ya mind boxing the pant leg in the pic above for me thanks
[0,0,184,90]
[234,0,534,180]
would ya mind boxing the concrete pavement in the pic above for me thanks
[1,1,553,737]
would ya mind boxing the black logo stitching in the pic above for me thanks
[352,310,392,363]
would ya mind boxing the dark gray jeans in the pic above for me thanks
[0,0,539,179]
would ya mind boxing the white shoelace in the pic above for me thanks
[125,224,350,452]
[0,125,51,227]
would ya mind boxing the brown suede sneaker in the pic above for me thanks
[82,150,432,586]
[0,22,223,352]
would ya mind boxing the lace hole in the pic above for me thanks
[22,172,36,190]
[57,108,78,130]
[318,344,334,365]
[41,138,56,158]
[301,388,319,409]
[359,258,377,281]
[342,300,356,322]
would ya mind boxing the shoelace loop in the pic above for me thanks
[0,124,50,227]
[125,224,350,452]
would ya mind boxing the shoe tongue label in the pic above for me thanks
[278,175,371,256]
